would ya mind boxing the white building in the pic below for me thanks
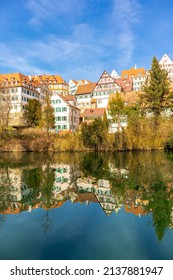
[92,70,121,109]
[75,83,96,111]
[111,69,120,79]
[0,73,41,126]
[68,79,78,95]
[51,93,80,132]
[68,79,91,95]
[159,54,173,81]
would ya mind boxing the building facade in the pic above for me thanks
[32,75,68,96]
[75,83,96,111]
[51,93,80,132]
[122,67,147,91]
[0,73,41,126]
[92,70,121,109]
[159,54,173,81]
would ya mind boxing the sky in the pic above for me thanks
[0,0,173,82]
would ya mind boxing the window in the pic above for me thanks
[56,99,61,103]
[56,107,61,112]
[62,107,67,112]
[62,125,67,129]
[56,125,61,131]
[62,116,67,121]
[56,116,61,121]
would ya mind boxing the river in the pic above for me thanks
[0,151,173,260]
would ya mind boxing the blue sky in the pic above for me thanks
[0,0,173,82]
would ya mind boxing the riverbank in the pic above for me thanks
[0,118,173,152]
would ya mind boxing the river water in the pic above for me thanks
[0,151,173,260]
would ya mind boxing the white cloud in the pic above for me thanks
[27,0,84,27]
[0,43,47,74]
[0,1,142,80]
[112,0,142,66]
[0,22,106,81]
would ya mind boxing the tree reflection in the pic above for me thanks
[80,152,173,240]
[0,151,173,240]
[145,181,173,241]
[40,162,55,234]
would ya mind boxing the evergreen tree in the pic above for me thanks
[143,56,170,118]
[24,99,42,127]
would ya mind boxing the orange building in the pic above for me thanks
[122,67,147,92]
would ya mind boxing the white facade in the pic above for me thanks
[51,93,80,132]
[68,79,90,95]
[159,54,173,81]
[68,79,78,95]
[132,75,147,91]
[0,86,41,126]
[0,168,33,202]
[92,70,121,109]
[111,69,120,79]
[76,93,92,110]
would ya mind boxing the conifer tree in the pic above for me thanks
[143,56,170,118]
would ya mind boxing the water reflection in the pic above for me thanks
[0,152,173,242]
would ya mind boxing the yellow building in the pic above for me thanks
[32,74,68,96]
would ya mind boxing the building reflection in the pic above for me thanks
[0,159,173,240]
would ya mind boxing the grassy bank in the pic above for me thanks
[0,118,173,152]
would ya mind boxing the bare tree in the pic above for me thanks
[0,89,12,130]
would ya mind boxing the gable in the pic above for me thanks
[97,70,116,84]
[159,54,173,65]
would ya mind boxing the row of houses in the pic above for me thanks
[0,53,172,132]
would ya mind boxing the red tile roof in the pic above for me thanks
[32,74,66,85]
[116,77,133,92]
[82,108,105,118]
[75,83,96,95]
[63,95,75,101]
[0,73,39,88]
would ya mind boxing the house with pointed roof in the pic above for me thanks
[92,70,121,109]
[159,54,173,81]
[111,69,120,79]
[50,93,80,132]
